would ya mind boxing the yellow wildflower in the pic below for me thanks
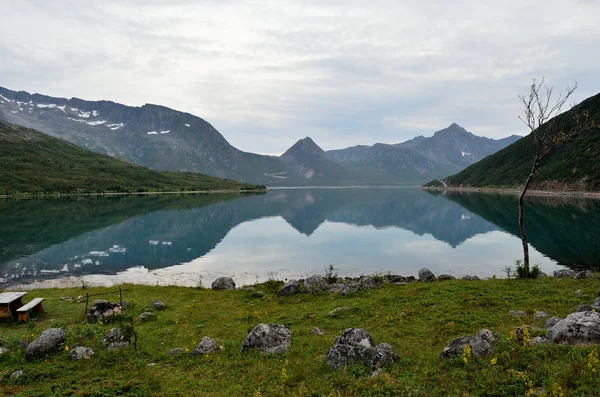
[490,357,497,365]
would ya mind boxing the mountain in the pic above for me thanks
[0,121,254,194]
[438,93,600,191]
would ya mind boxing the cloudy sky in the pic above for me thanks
[1,1,599,154]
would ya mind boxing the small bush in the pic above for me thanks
[515,260,541,279]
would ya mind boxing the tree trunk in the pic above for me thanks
[518,165,537,276]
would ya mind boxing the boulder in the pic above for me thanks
[102,328,125,346]
[462,275,481,281]
[76,295,85,303]
[530,336,551,346]
[592,298,600,310]
[10,370,23,380]
[532,311,552,321]
[325,328,398,370]
[69,346,94,360]
[418,268,436,282]
[338,328,375,348]
[440,329,495,359]
[509,310,527,318]
[304,275,328,293]
[553,269,576,278]
[576,304,593,312]
[0,346,9,355]
[544,316,563,328]
[358,276,379,290]
[574,270,593,280]
[241,324,291,354]
[278,279,302,296]
[149,300,167,310]
[211,277,236,290]
[138,312,156,322]
[548,311,600,344]
[312,327,325,335]
[107,342,129,350]
[328,282,360,295]
[168,348,185,356]
[25,328,66,359]
[437,274,456,281]
[191,336,218,356]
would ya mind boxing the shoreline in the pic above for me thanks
[0,188,267,199]
[422,185,600,198]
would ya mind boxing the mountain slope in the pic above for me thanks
[0,121,254,194]
[441,93,600,191]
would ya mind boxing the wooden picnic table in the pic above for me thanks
[0,291,27,319]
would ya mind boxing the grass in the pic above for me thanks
[1,277,600,396]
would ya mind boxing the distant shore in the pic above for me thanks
[0,188,267,199]
[422,185,600,198]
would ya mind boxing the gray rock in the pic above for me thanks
[437,274,456,281]
[25,328,66,359]
[278,279,302,296]
[10,370,23,380]
[191,336,218,356]
[147,363,156,367]
[325,329,398,370]
[304,275,328,293]
[338,328,375,348]
[69,346,94,360]
[0,346,9,355]
[554,269,576,278]
[102,328,125,346]
[60,296,73,302]
[574,270,593,280]
[18,339,28,350]
[591,297,600,310]
[312,327,325,335]
[358,276,379,290]
[509,310,527,318]
[76,295,85,303]
[576,304,593,312]
[241,323,291,354]
[149,300,167,310]
[107,342,129,350]
[418,268,436,282]
[211,277,236,290]
[548,311,600,344]
[545,316,563,328]
[138,312,156,322]
[329,307,349,317]
[532,311,552,321]
[462,275,481,281]
[530,336,551,346]
[328,282,360,295]
[168,348,185,356]
[440,329,495,359]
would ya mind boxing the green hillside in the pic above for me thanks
[440,92,600,191]
[0,121,262,195]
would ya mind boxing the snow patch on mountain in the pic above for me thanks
[0,94,12,102]
[159,130,170,134]
[184,123,190,127]
[78,111,91,118]
[37,103,57,108]
[92,110,99,117]
[68,117,107,126]
[57,105,66,112]
[461,151,471,157]
[107,123,124,130]
[147,131,158,135]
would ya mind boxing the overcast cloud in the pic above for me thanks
[1,0,599,154]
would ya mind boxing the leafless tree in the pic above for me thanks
[517,78,597,275]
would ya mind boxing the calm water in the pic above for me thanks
[1,188,599,289]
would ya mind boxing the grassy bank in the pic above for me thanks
[1,278,600,396]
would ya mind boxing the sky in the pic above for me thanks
[1,1,599,155]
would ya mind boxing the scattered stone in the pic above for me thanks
[440,329,495,359]
[553,269,576,278]
[278,279,302,296]
[358,276,379,290]
[241,286,255,292]
[329,307,349,317]
[312,327,325,335]
[107,342,129,350]
[168,348,185,356]
[509,310,527,318]
[76,295,85,303]
[211,277,236,290]
[60,296,73,302]
[0,346,9,355]
[25,328,66,359]
[304,275,328,293]
[69,346,94,360]
[191,336,218,356]
[149,300,167,310]
[462,275,481,281]
[102,328,125,346]
[418,268,436,282]
[371,369,385,378]
[10,370,23,380]
[325,328,398,370]
[575,290,583,297]
[591,297,600,310]
[574,270,593,280]
[545,316,563,328]
[147,363,157,367]
[548,311,600,344]
[138,312,156,322]
[437,274,456,281]
[328,282,360,295]
[86,300,122,322]
[532,311,552,321]
[576,304,593,313]
[530,336,551,346]
[241,324,291,354]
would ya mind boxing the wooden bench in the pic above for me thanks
[16,298,45,322]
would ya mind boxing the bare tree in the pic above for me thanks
[517,78,597,276]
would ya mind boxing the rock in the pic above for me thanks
[191,336,218,356]
[548,311,600,344]
[10,370,23,380]
[168,348,185,356]
[25,328,66,359]
[338,328,375,348]
[371,369,385,378]
[418,268,436,282]
[509,310,527,318]
[325,328,398,370]
[76,295,85,303]
[592,298,600,310]
[60,296,73,302]
[544,316,563,328]
[328,282,359,295]
[437,274,456,281]
[149,300,167,310]
[574,270,593,280]
[18,339,27,350]
[574,290,583,297]
[553,269,576,278]
[0,346,9,355]
[86,300,122,321]
[211,277,236,290]
[358,276,379,290]
[462,275,481,281]
[69,346,94,360]
[147,363,156,367]
[102,328,125,346]
[278,279,302,296]
[138,312,156,322]
[440,329,495,359]
[241,324,292,354]
[107,342,129,350]
[304,275,328,293]
[312,327,325,335]
[576,304,593,312]
[532,311,552,321]
[329,307,349,317]
[530,336,551,346]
